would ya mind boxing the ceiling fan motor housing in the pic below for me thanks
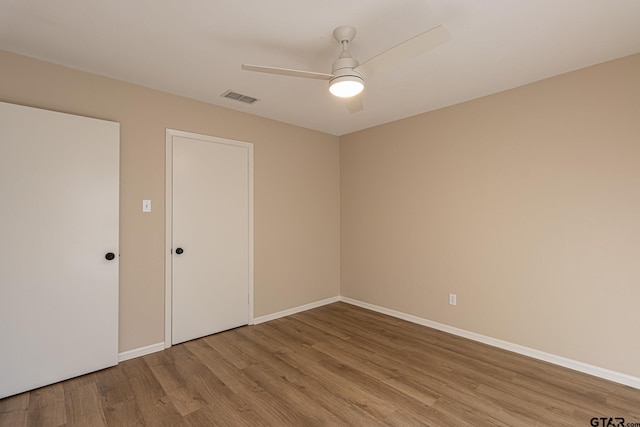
[331,55,360,75]
[330,64,363,82]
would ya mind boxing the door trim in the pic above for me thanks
[165,129,254,349]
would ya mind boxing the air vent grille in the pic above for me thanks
[221,90,259,105]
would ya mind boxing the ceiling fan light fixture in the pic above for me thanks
[329,75,364,98]
[242,24,451,111]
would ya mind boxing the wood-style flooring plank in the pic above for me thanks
[96,361,145,426]
[236,325,392,425]
[0,392,29,427]
[185,338,303,426]
[120,357,185,426]
[214,328,344,425]
[63,381,107,427]
[25,383,66,427]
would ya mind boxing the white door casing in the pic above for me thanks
[0,102,119,399]
[165,129,253,346]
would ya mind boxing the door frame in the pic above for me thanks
[165,128,254,348]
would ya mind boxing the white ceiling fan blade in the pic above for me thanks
[242,64,332,80]
[345,94,363,113]
[355,24,451,77]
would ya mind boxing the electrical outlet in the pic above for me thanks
[449,293,457,306]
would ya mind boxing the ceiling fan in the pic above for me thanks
[241,24,451,113]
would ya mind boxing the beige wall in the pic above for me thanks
[341,53,640,377]
[0,50,341,353]
[3,47,639,379]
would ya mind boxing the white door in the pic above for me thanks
[0,102,119,399]
[167,130,252,345]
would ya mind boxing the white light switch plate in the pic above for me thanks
[142,199,151,212]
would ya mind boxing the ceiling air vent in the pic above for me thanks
[221,90,259,105]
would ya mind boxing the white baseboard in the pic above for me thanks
[118,342,165,362]
[253,296,340,325]
[114,296,640,390]
[116,296,341,362]
[339,296,640,390]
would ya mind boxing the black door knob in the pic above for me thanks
[175,247,184,255]
[105,252,116,261]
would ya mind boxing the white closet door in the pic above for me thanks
[0,102,119,399]
[170,133,251,345]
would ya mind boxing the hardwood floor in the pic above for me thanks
[1,302,639,426]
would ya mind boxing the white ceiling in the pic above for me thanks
[1,1,639,136]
